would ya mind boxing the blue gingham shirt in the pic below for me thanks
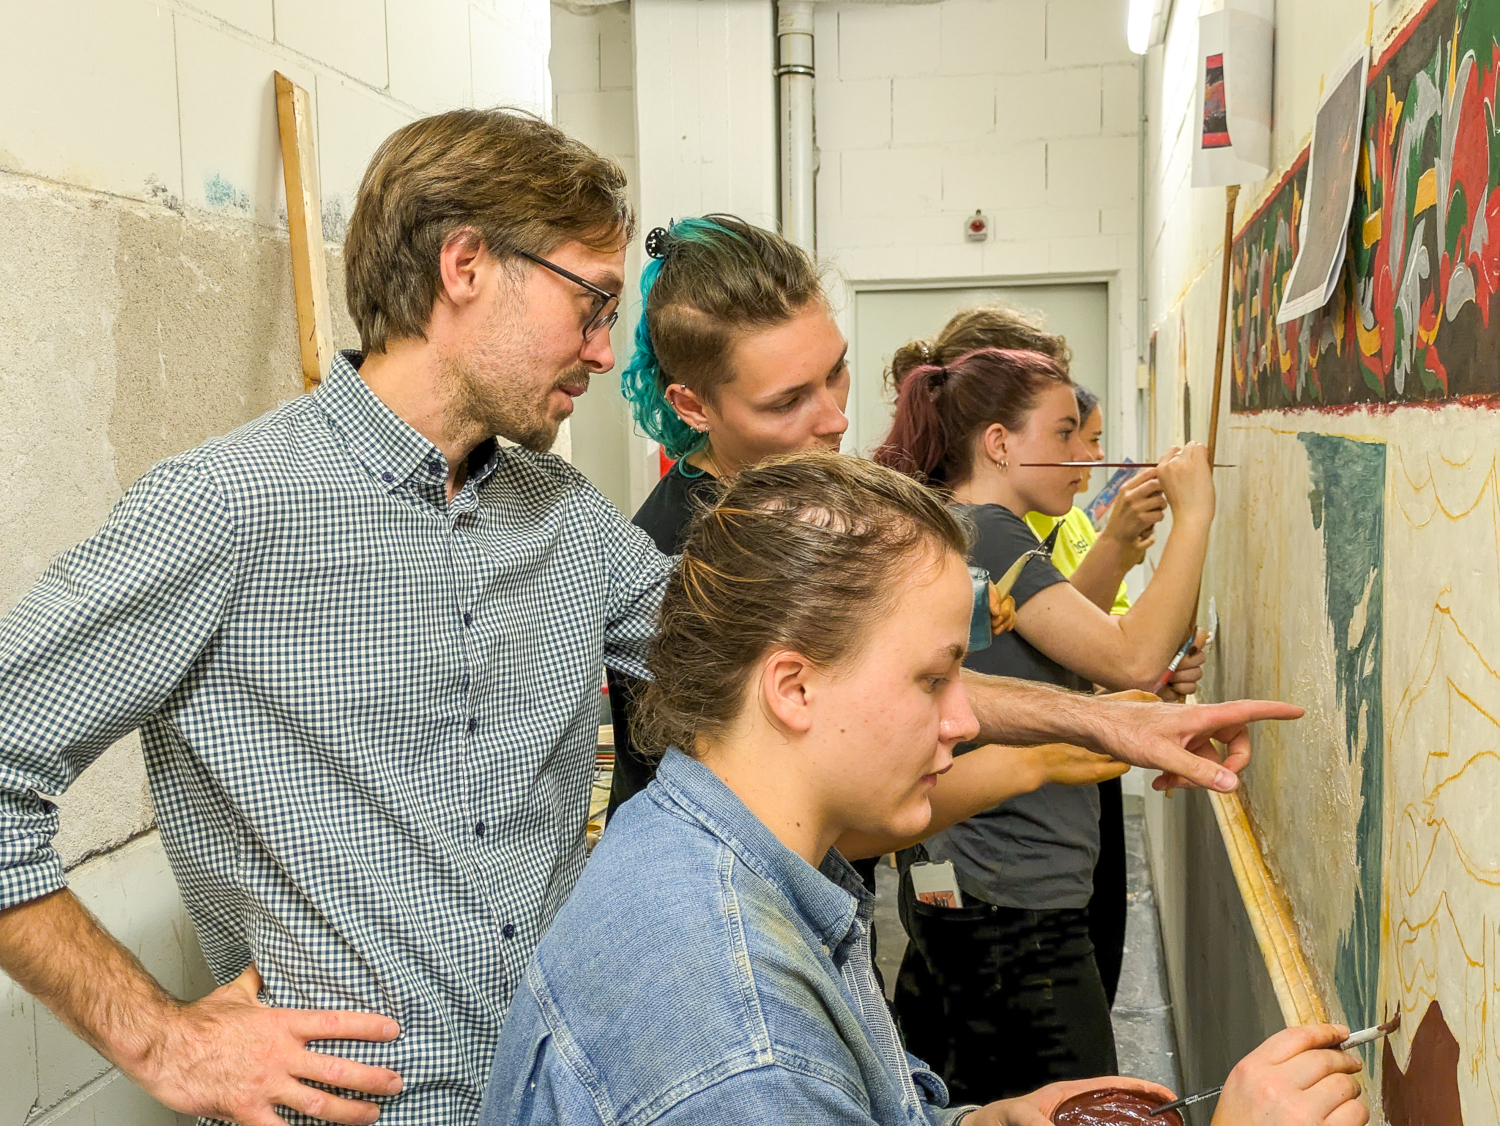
[0,351,672,1124]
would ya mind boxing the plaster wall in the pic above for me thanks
[1142,1,1497,1121]
[0,0,552,1118]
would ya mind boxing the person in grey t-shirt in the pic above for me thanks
[873,345,1215,1104]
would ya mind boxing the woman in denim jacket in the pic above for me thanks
[481,452,1366,1126]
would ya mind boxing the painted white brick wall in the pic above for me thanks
[0,0,550,225]
[814,0,1140,451]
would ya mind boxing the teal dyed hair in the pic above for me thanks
[619,215,824,461]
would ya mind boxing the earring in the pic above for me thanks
[995,457,1009,471]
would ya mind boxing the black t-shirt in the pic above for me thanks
[924,503,1101,910]
[606,462,722,817]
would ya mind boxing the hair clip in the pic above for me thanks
[645,226,672,260]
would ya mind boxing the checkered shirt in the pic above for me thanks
[0,351,672,1124]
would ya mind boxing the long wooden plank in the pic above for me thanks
[1208,789,1328,1027]
[274,72,333,393]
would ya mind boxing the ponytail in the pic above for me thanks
[871,364,952,483]
[873,348,1072,489]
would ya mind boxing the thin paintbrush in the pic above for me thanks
[1147,1014,1401,1118]
[1018,461,1237,468]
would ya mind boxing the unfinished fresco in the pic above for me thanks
[1229,0,1500,410]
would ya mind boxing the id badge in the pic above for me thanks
[910,860,964,908]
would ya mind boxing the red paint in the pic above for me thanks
[1382,1000,1463,1126]
[1231,391,1500,417]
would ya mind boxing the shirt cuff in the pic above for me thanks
[931,1105,984,1126]
[0,841,67,913]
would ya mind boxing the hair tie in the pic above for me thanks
[645,226,673,260]
[928,365,950,389]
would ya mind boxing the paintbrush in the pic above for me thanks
[1147,1013,1402,1117]
[1018,461,1237,468]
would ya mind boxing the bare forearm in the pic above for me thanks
[1069,536,1130,612]
[837,744,1047,859]
[0,888,173,1071]
[1112,514,1210,678]
[962,670,1112,749]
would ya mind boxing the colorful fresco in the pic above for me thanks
[1230,0,1500,411]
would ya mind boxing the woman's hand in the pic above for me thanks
[1120,528,1155,572]
[989,584,1017,635]
[1102,467,1166,550]
[969,1077,1177,1126]
[1158,629,1210,701]
[1211,1024,1366,1126]
[1156,443,1216,525]
[1035,743,1129,787]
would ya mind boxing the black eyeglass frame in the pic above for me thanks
[516,249,621,341]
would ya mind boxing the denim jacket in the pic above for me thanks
[481,749,976,1125]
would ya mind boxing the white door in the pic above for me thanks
[849,283,1110,456]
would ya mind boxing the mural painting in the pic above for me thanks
[1230,0,1500,411]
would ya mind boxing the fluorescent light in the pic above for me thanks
[1126,0,1152,54]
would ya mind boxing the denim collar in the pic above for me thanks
[653,749,872,965]
[315,350,498,502]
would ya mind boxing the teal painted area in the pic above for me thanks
[1300,433,1385,1051]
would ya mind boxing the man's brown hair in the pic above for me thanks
[637,450,970,757]
[344,108,635,354]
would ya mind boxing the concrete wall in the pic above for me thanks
[1141,2,1500,1122]
[0,0,550,1119]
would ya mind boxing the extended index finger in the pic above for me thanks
[1190,698,1305,726]
[286,1008,401,1045]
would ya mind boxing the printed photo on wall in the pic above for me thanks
[1202,54,1232,148]
[1276,47,1370,324]
[1191,0,1273,187]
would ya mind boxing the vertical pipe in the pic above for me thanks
[1135,49,1149,459]
[776,0,816,254]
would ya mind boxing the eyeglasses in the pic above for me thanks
[516,250,621,342]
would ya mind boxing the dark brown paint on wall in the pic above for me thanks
[1382,1000,1463,1126]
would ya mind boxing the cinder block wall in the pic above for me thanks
[551,0,1142,505]
[0,2,550,1121]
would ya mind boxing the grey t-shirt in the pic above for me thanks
[925,503,1101,910]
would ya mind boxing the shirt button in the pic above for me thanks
[474,821,486,838]
[430,460,444,474]
[468,717,478,734]
[502,923,516,939]
[463,612,472,627]
[381,472,394,483]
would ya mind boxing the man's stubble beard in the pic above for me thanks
[441,345,589,455]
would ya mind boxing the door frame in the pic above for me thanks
[835,269,1128,457]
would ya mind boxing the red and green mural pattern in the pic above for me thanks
[1232,0,1500,411]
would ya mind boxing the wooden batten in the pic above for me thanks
[1208,790,1328,1027]
[274,71,333,394]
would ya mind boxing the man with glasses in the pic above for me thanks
[0,107,1298,1126]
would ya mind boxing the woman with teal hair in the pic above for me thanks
[605,215,854,815]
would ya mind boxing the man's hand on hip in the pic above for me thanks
[136,964,403,1126]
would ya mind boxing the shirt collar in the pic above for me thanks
[653,749,870,963]
[315,350,500,497]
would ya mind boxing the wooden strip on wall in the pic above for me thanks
[1208,789,1328,1027]
[274,71,333,393]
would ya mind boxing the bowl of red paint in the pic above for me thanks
[1051,1087,1183,1126]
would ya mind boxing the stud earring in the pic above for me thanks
[996,457,1009,471]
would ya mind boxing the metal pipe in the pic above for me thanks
[776,0,816,254]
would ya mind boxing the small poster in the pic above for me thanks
[1192,0,1274,187]
[1275,47,1370,324]
[1202,54,1231,148]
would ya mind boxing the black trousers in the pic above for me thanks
[1089,776,1127,1008]
[893,857,1117,1104]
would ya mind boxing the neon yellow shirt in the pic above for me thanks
[1024,507,1131,615]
